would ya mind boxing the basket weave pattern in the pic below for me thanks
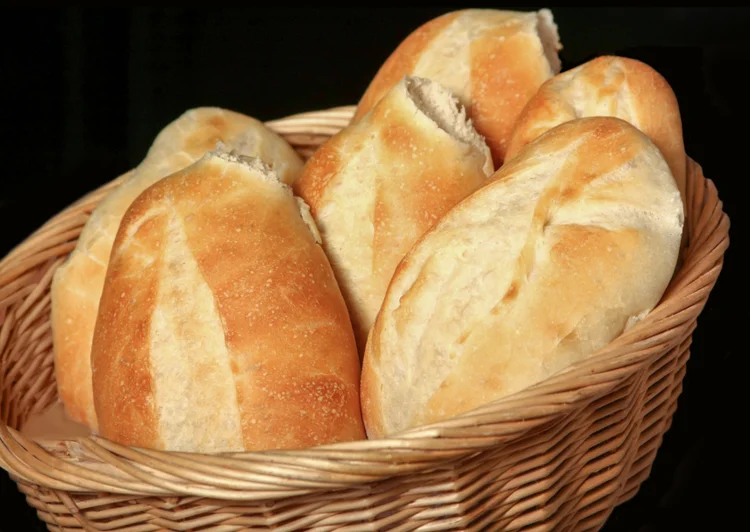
[0,106,729,531]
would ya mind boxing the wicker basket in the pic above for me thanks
[0,106,729,532]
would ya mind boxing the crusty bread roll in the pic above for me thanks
[352,8,562,166]
[505,55,686,206]
[362,117,684,438]
[295,76,493,353]
[91,150,364,453]
[51,108,304,430]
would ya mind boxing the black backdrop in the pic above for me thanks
[0,7,746,531]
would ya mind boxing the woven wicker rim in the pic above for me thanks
[0,105,730,500]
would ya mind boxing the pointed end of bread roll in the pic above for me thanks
[404,76,494,176]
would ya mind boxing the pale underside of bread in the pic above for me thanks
[296,75,493,354]
[92,150,363,452]
[51,107,304,430]
[362,117,684,438]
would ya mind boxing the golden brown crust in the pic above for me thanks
[362,117,684,437]
[92,153,365,452]
[352,11,461,123]
[294,77,493,354]
[360,336,383,438]
[352,9,561,166]
[470,28,556,164]
[91,185,167,447]
[52,108,304,431]
[293,132,347,217]
[506,56,686,204]
[178,173,364,450]
[49,238,108,426]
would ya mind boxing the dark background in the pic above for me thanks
[0,7,745,531]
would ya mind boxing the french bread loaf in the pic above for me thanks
[295,76,493,353]
[352,8,562,166]
[361,117,684,438]
[91,150,364,453]
[51,108,304,430]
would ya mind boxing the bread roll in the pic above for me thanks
[51,108,304,430]
[352,9,562,165]
[91,150,364,453]
[362,117,684,438]
[506,56,686,206]
[295,76,493,353]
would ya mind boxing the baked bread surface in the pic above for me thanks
[92,151,364,452]
[296,76,493,352]
[51,108,303,429]
[361,117,684,438]
[353,8,562,165]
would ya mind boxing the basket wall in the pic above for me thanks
[0,106,729,531]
